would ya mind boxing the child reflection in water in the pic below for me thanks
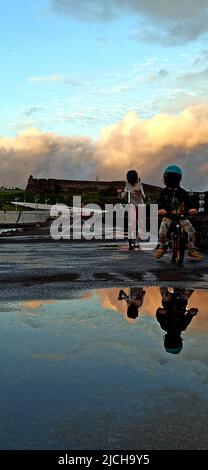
[118,287,146,319]
[156,287,198,354]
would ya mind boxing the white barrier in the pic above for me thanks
[0,211,50,226]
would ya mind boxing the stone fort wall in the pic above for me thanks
[26,175,161,194]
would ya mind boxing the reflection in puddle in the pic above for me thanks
[98,287,208,331]
[116,287,203,354]
[21,300,57,310]
[0,286,208,450]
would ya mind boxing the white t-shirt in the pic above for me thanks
[121,181,146,206]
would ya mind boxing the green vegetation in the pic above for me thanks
[0,188,59,210]
[0,187,161,211]
[0,189,25,211]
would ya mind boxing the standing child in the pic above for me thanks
[118,287,146,319]
[117,170,146,250]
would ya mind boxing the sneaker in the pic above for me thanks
[129,240,135,250]
[188,249,204,260]
[118,290,128,300]
[129,243,135,250]
[154,246,167,259]
[134,243,140,249]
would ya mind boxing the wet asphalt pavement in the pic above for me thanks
[0,239,207,300]
[0,239,208,451]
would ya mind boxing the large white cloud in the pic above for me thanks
[1,103,208,190]
[94,104,208,190]
[50,0,208,44]
[0,128,96,188]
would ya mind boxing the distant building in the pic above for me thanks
[26,175,162,196]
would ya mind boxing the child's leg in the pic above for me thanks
[180,219,203,259]
[180,219,195,249]
[137,204,145,240]
[181,289,194,300]
[160,287,171,301]
[155,218,172,258]
[128,204,136,242]
[159,218,172,247]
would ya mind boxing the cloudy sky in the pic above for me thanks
[1,0,208,189]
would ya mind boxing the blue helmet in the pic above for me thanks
[163,165,182,187]
[165,346,183,354]
[164,333,183,354]
[164,165,182,176]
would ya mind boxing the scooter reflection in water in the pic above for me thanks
[156,287,198,354]
[118,287,146,319]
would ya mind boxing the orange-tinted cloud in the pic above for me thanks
[21,300,57,309]
[1,103,208,190]
[94,103,208,190]
[0,128,95,187]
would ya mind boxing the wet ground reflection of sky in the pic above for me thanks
[0,287,208,450]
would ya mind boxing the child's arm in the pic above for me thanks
[189,208,197,215]
[157,190,167,215]
[183,189,197,214]
[181,309,198,330]
[140,183,146,201]
[117,186,127,200]
[158,209,167,215]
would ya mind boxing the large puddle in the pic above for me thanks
[0,286,208,450]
